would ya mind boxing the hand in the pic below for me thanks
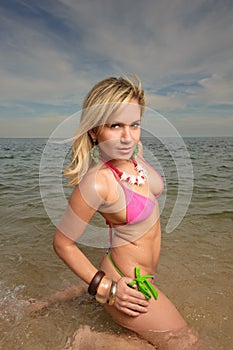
[114,277,149,317]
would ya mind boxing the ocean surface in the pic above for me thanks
[0,137,232,349]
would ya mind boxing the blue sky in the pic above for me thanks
[1,0,233,137]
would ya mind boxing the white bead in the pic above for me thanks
[118,162,147,185]
[121,172,128,181]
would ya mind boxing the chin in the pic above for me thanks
[101,151,133,161]
[113,153,133,161]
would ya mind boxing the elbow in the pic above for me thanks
[53,229,75,258]
[53,230,65,258]
[53,235,58,255]
[53,232,60,256]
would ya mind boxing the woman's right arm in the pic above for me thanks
[53,171,149,316]
[53,230,98,285]
[53,179,102,284]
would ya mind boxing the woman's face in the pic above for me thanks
[93,99,141,160]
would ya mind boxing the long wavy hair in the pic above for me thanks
[65,75,145,185]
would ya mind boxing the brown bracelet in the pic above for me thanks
[88,270,105,296]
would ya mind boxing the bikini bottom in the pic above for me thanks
[107,250,125,277]
[106,250,159,300]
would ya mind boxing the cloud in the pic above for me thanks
[0,2,92,104]
[58,0,233,75]
[0,0,233,136]
[198,74,233,105]
[148,73,233,113]
[147,93,187,111]
[0,39,89,104]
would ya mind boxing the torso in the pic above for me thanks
[96,156,164,278]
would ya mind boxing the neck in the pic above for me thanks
[101,155,134,165]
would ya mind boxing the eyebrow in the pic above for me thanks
[110,119,141,124]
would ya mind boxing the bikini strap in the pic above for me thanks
[100,157,121,181]
[106,220,113,247]
[107,250,125,277]
[101,157,138,181]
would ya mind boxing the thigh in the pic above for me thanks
[105,285,187,333]
[139,286,187,332]
[105,298,201,350]
[100,254,186,333]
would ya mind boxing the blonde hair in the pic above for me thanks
[65,75,145,185]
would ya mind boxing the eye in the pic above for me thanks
[110,123,121,129]
[131,122,141,128]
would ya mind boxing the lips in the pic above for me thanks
[118,147,133,154]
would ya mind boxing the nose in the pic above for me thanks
[120,126,132,143]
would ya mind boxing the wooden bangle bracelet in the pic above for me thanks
[88,270,105,296]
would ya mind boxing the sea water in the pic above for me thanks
[0,137,232,349]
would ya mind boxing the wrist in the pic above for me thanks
[108,280,117,305]
[95,277,118,305]
[95,276,112,304]
[87,270,117,305]
[88,270,105,296]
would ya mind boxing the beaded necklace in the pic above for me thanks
[104,159,147,186]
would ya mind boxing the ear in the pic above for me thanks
[89,127,98,141]
[88,130,96,141]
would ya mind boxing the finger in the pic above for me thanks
[127,287,150,303]
[128,302,148,313]
[118,303,148,317]
[127,295,149,307]
[116,287,150,306]
[115,298,148,313]
[120,308,141,317]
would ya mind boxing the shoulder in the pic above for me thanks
[75,162,114,204]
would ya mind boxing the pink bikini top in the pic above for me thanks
[100,157,164,247]
[103,160,155,225]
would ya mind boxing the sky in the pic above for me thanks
[0,0,233,137]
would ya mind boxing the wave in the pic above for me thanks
[0,155,14,159]
[192,210,233,220]
[206,210,233,218]
[0,282,26,323]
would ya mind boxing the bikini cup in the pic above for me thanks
[122,185,155,224]
[106,184,157,247]
[102,159,155,225]
[101,158,163,247]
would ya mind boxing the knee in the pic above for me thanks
[138,326,202,350]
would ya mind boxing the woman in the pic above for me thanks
[53,76,200,349]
